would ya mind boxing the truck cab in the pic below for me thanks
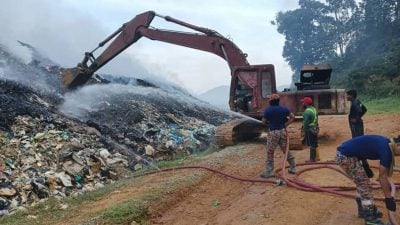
[295,64,332,90]
[283,64,348,116]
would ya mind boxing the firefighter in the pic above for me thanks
[346,90,374,187]
[260,94,296,178]
[301,97,320,162]
[346,89,367,138]
[336,135,400,225]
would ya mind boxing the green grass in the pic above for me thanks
[0,177,142,225]
[361,96,400,114]
[97,167,205,225]
[194,144,221,157]
[98,197,154,225]
[0,173,197,225]
[132,156,188,176]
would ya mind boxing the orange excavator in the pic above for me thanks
[60,11,348,148]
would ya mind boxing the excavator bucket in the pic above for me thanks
[60,67,92,90]
[215,118,265,146]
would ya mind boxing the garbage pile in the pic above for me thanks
[61,84,230,159]
[0,114,123,215]
[0,43,234,214]
[0,79,59,130]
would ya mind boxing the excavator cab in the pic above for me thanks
[230,64,276,119]
[215,65,277,146]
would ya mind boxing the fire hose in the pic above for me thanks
[133,165,400,224]
[132,165,399,225]
[132,161,400,202]
[132,163,400,201]
[132,130,399,222]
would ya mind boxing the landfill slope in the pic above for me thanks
[0,44,234,214]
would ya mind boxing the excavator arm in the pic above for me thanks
[61,10,277,147]
[61,11,348,150]
[61,11,249,89]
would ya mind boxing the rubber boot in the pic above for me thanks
[260,160,274,178]
[364,206,385,225]
[287,157,297,174]
[356,197,364,218]
[315,148,320,161]
[305,148,316,163]
[356,198,383,218]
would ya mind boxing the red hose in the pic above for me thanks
[133,163,400,202]
[133,131,399,203]
[133,165,275,184]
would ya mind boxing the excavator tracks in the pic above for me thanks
[216,118,304,150]
[215,118,265,146]
[287,121,304,150]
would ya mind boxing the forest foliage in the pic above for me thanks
[275,0,400,98]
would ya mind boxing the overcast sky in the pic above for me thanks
[1,0,298,94]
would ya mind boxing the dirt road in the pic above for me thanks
[54,114,400,225]
[148,114,400,225]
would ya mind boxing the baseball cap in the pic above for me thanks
[300,97,313,105]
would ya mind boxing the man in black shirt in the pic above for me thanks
[346,90,366,138]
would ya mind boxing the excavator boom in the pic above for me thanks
[62,11,155,89]
[61,11,249,90]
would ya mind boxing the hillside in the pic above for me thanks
[197,85,230,110]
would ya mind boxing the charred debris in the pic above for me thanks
[0,43,234,214]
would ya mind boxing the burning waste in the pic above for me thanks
[0,42,235,215]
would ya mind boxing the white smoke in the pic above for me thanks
[0,41,31,64]
[0,0,174,84]
[59,83,231,120]
[0,0,201,106]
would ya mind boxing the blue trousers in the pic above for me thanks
[350,121,364,138]
[305,129,318,148]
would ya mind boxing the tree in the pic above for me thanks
[275,0,336,81]
[344,0,400,67]
[325,0,359,57]
[275,0,400,96]
[364,0,393,35]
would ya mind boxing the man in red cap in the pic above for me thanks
[301,97,320,162]
[260,93,296,178]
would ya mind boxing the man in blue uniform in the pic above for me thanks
[336,135,400,225]
[346,89,366,138]
[260,94,296,178]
